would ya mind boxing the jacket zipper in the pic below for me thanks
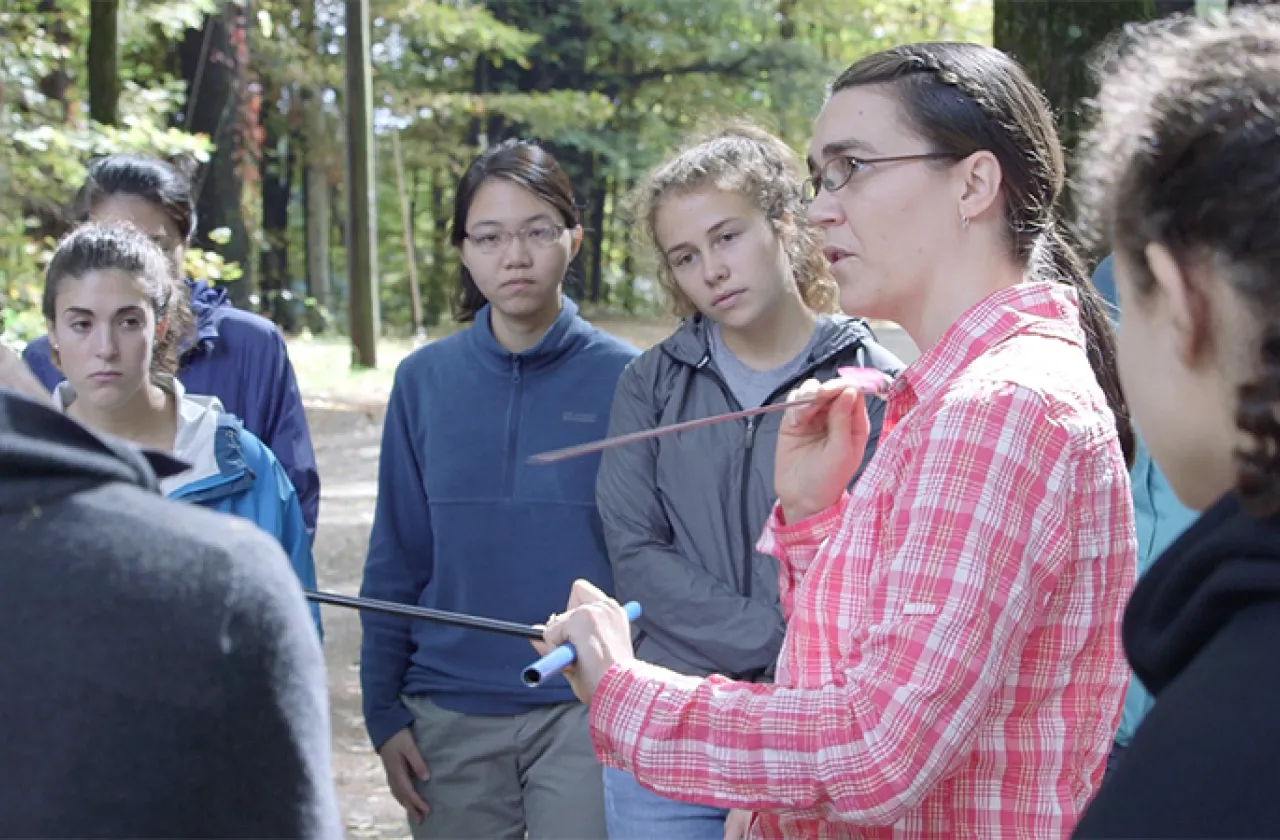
[504,356,522,497]
[699,339,868,602]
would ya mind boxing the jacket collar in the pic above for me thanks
[887,282,1084,416]
[183,279,229,357]
[658,311,875,369]
[467,295,590,375]
[0,388,187,508]
[50,378,232,495]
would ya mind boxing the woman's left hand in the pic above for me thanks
[532,579,636,705]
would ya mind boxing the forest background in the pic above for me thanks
[0,0,1242,361]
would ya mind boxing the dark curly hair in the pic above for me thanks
[1075,6,1280,515]
[43,221,193,382]
[834,42,1134,467]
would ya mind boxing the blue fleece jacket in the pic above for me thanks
[359,296,638,749]
[24,280,320,540]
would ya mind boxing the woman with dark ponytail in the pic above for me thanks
[535,42,1137,839]
[1070,7,1280,836]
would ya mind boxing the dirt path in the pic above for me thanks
[300,320,918,838]
[307,397,408,839]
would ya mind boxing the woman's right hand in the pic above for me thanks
[774,378,870,524]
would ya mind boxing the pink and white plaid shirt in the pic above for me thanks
[589,283,1136,839]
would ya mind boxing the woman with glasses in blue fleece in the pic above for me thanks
[358,138,638,840]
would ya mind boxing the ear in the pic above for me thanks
[154,313,170,343]
[955,150,1003,224]
[1144,242,1212,365]
[569,225,584,261]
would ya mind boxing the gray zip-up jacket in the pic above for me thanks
[596,314,905,680]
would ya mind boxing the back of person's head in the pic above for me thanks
[449,139,580,323]
[630,121,837,318]
[43,222,193,384]
[72,155,197,242]
[71,155,197,283]
[1077,6,1280,515]
[822,41,1132,463]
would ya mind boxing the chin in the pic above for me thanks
[837,287,885,321]
[495,294,557,320]
[74,382,133,412]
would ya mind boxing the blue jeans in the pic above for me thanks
[603,767,729,840]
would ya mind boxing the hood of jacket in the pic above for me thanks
[186,279,230,349]
[1123,491,1280,696]
[0,389,188,511]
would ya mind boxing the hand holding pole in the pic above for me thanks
[522,601,643,686]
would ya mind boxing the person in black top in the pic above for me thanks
[0,343,341,839]
[1072,6,1280,837]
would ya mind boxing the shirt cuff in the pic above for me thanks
[756,493,849,570]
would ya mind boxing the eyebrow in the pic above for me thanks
[808,137,879,169]
[61,304,146,318]
[470,212,555,230]
[663,217,742,259]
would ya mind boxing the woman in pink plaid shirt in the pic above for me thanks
[536,42,1137,839]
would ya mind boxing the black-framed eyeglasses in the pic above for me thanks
[804,152,959,203]
[464,223,567,254]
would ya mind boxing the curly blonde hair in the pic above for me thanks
[628,121,838,318]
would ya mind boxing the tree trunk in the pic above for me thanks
[586,161,607,304]
[391,130,424,340]
[993,0,1193,156]
[778,0,798,40]
[177,3,251,306]
[344,0,379,367]
[259,90,296,332]
[429,167,449,326]
[88,0,120,125]
[300,0,332,315]
[36,0,70,124]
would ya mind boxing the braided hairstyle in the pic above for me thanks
[1076,7,1280,516]
[833,43,1134,467]
[629,120,839,319]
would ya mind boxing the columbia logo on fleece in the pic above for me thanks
[562,412,597,423]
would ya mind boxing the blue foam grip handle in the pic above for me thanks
[521,601,643,687]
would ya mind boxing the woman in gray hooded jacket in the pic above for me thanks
[595,123,904,840]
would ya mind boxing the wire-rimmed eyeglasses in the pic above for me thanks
[464,224,567,254]
[803,152,959,203]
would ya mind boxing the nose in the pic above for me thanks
[805,187,845,229]
[502,233,533,267]
[701,252,729,288]
[91,324,119,360]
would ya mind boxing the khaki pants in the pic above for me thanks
[402,694,606,840]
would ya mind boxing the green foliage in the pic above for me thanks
[2,0,992,345]
[0,0,218,342]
